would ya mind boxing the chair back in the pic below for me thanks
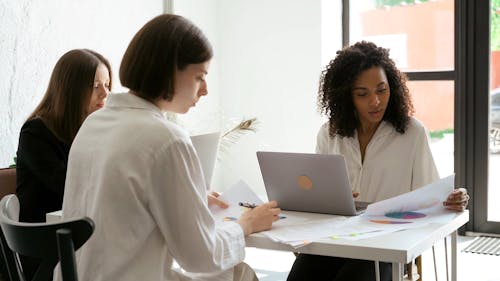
[0,195,94,281]
[0,182,19,281]
[0,168,16,200]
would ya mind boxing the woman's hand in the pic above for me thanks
[207,191,228,209]
[443,188,469,211]
[237,201,281,236]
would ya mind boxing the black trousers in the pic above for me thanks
[287,253,393,281]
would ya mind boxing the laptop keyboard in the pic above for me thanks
[355,201,370,212]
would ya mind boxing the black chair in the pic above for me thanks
[0,168,16,200]
[0,168,18,281]
[0,195,94,281]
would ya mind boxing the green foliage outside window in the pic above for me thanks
[492,0,500,51]
[430,128,454,140]
[9,157,16,168]
[375,0,429,8]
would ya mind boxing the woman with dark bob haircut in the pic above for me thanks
[287,41,469,281]
[16,48,111,279]
[57,14,280,281]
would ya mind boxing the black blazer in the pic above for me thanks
[16,118,70,223]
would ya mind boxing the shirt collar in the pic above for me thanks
[353,120,393,141]
[106,92,165,117]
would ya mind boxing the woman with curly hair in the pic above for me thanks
[287,41,469,281]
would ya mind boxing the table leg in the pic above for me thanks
[452,230,457,281]
[392,262,403,281]
[375,261,380,281]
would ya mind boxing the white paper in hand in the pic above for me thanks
[365,175,455,216]
[209,180,264,222]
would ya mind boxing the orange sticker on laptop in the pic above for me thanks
[297,175,313,191]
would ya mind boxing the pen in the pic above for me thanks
[238,202,257,209]
[237,202,287,220]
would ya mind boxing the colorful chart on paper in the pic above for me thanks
[385,211,426,219]
[369,211,427,224]
[369,220,412,224]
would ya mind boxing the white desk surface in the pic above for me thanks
[48,209,469,264]
[46,210,62,223]
[47,209,469,280]
[246,210,469,265]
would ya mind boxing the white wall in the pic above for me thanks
[175,1,342,196]
[1,0,342,199]
[214,0,324,196]
[172,0,223,135]
[0,0,162,167]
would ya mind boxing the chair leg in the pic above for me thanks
[0,230,20,281]
[407,260,413,278]
[406,256,422,281]
[416,255,422,281]
[56,228,78,281]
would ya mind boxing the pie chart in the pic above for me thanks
[385,211,426,219]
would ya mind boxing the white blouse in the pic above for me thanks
[316,117,440,203]
[58,93,245,281]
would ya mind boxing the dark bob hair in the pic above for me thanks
[318,41,414,138]
[29,49,112,143]
[120,14,213,102]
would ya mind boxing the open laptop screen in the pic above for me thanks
[257,151,360,216]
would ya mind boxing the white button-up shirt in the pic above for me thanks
[316,117,440,203]
[57,93,245,281]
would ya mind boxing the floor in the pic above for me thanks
[245,235,500,281]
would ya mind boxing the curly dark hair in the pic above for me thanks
[318,41,414,138]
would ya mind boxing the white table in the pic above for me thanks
[46,210,62,223]
[246,211,469,281]
[47,209,469,280]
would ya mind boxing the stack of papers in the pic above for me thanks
[210,176,458,248]
[362,175,456,224]
[260,211,347,247]
[209,181,349,247]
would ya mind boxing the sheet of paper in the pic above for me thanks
[260,211,348,247]
[213,177,459,248]
[327,215,429,240]
[209,180,264,222]
[364,175,455,216]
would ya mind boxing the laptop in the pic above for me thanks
[191,132,221,188]
[256,151,367,216]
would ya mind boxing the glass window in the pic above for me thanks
[406,80,454,177]
[349,0,454,71]
[488,0,500,222]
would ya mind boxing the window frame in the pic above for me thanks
[342,0,500,233]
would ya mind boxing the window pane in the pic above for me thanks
[406,81,454,177]
[488,0,500,221]
[349,0,454,71]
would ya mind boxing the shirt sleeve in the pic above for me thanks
[316,123,329,154]
[411,126,440,190]
[16,121,67,198]
[147,137,245,274]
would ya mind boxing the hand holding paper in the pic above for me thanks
[209,180,264,222]
[364,175,455,216]
[443,187,469,211]
[207,191,229,209]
